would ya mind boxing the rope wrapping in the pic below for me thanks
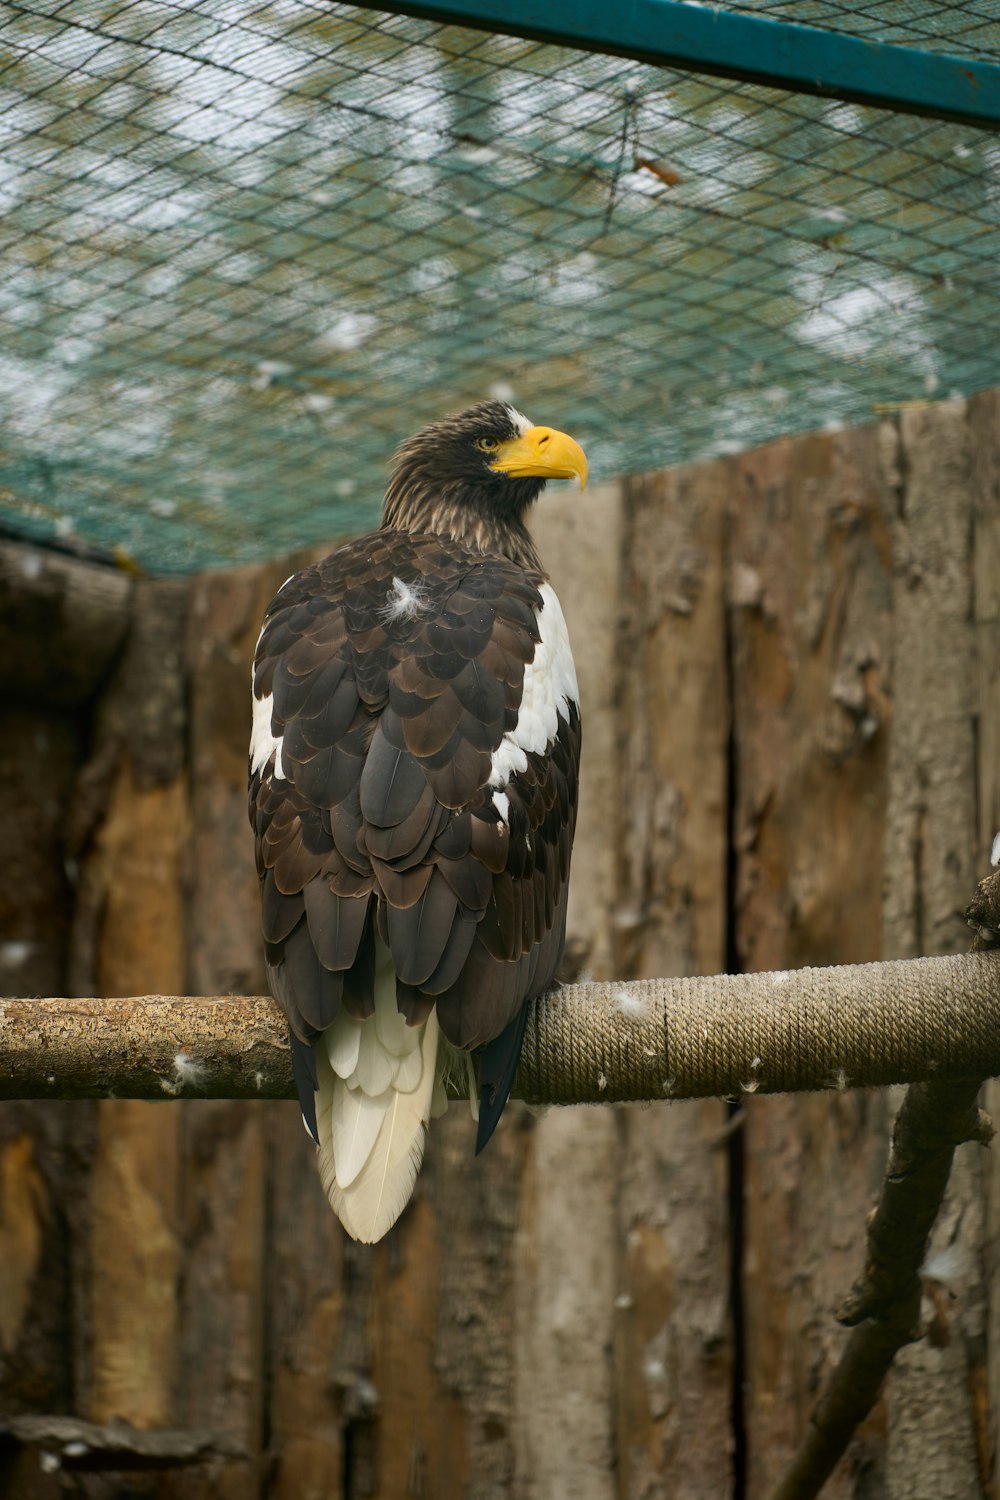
[520,954,1000,1105]
[1,952,998,1102]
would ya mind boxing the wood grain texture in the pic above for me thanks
[175,1098,265,1499]
[183,552,332,1499]
[969,391,1000,867]
[613,460,732,1500]
[418,1110,524,1500]
[511,480,623,1500]
[618,463,729,983]
[971,389,1000,1500]
[0,1116,74,1500]
[882,404,988,1499]
[514,1106,618,1500]
[0,546,104,1500]
[0,540,131,709]
[72,577,191,1448]
[265,1104,347,1500]
[0,709,80,999]
[729,422,894,1498]
[881,405,978,963]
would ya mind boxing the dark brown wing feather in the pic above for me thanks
[248,529,580,1122]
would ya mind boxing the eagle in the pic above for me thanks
[248,401,586,1242]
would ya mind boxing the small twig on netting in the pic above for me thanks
[767,870,1000,1500]
[601,84,639,236]
[634,157,682,189]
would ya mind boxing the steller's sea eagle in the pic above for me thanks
[248,401,586,1242]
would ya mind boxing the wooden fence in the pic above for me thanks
[1,393,998,1498]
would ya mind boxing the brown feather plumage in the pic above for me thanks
[249,400,582,1192]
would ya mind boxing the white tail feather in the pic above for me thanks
[317,1008,441,1243]
[325,1007,362,1078]
[355,1017,397,1095]
[329,1081,391,1189]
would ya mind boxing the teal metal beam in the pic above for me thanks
[366,0,1000,129]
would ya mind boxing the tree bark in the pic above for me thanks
[6,951,1000,1105]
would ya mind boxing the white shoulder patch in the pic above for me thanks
[249,680,287,780]
[489,581,578,790]
[992,830,1000,868]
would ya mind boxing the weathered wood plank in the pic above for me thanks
[730,422,894,1498]
[510,481,624,1500]
[968,389,1000,866]
[881,404,978,964]
[613,460,732,1499]
[882,403,988,1497]
[513,1107,618,1500]
[0,709,80,998]
[0,1120,72,1500]
[617,463,729,983]
[0,550,105,1500]
[3,396,1000,1500]
[416,1110,524,1500]
[77,579,191,1443]
[266,1105,348,1500]
[971,388,1000,1500]
[175,1099,265,1499]
[0,541,131,710]
[183,551,341,1498]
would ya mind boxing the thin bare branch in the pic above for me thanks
[766,876,1000,1500]
[768,1077,989,1500]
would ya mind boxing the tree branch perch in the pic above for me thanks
[1,950,998,1103]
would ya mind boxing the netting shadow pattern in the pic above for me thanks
[2,1,999,570]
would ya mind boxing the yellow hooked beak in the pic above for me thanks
[490,425,588,489]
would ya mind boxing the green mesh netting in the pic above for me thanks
[1,2,999,572]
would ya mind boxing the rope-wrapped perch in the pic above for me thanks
[1,952,998,1101]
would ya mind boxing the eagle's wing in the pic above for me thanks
[249,528,580,1237]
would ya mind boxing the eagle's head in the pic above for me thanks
[381,401,587,565]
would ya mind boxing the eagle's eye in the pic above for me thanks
[474,436,501,454]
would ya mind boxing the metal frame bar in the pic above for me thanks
[362,0,1000,129]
